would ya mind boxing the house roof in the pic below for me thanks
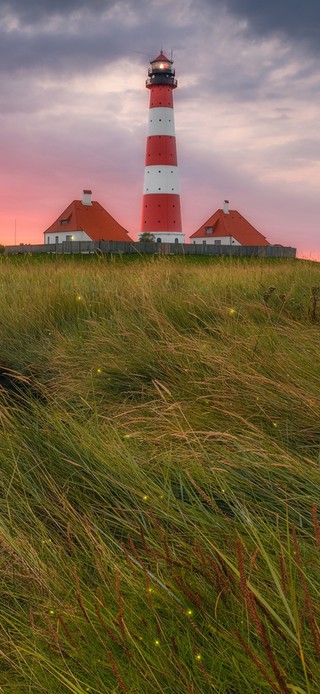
[190,209,270,246]
[44,199,133,242]
[151,52,172,64]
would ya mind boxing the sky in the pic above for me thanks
[1,0,320,257]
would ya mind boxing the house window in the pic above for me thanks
[47,237,50,244]
[55,236,59,244]
[205,226,213,234]
[174,238,179,244]
[60,219,69,225]
[66,235,72,241]
[156,238,161,243]
[202,240,206,245]
[214,239,221,245]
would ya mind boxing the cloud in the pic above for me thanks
[211,0,320,52]
[1,0,115,23]
[0,0,195,76]
[0,4,136,75]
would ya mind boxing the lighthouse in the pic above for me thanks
[139,52,184,244]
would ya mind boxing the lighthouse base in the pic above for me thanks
[139,232,185,244]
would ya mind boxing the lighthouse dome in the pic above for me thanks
[151,51,173,64]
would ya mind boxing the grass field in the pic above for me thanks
[0,254,319,693]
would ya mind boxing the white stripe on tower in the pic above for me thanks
[139,52,184,244]
[143,167,180,195]
[147,107,176,136]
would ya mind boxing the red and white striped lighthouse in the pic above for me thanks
[139,52,184,244]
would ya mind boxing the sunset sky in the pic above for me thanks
[1,0,320,257]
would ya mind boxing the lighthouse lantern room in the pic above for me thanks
[139,52,184,244]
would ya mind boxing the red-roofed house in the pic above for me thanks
[190,200,270,246]
[44,190,133,244]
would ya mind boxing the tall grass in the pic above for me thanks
[0,255,319,692]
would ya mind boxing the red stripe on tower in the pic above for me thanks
[139,52,184,244]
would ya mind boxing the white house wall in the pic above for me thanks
[45,230,92,244]
[192,236,241,246]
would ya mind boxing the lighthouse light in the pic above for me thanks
[152,61,171,71]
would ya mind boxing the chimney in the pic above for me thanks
[223,199,230,214]
[82,189,92,206]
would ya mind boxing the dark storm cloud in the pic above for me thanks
[0,0,187,76]
[4,0,320,52]
[202,58,316,104]
[0,26,122,74]
[1,0,114,21]
[215,0,320,50]
[0,0,147,72]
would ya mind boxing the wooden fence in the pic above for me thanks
[5,241,297,258]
